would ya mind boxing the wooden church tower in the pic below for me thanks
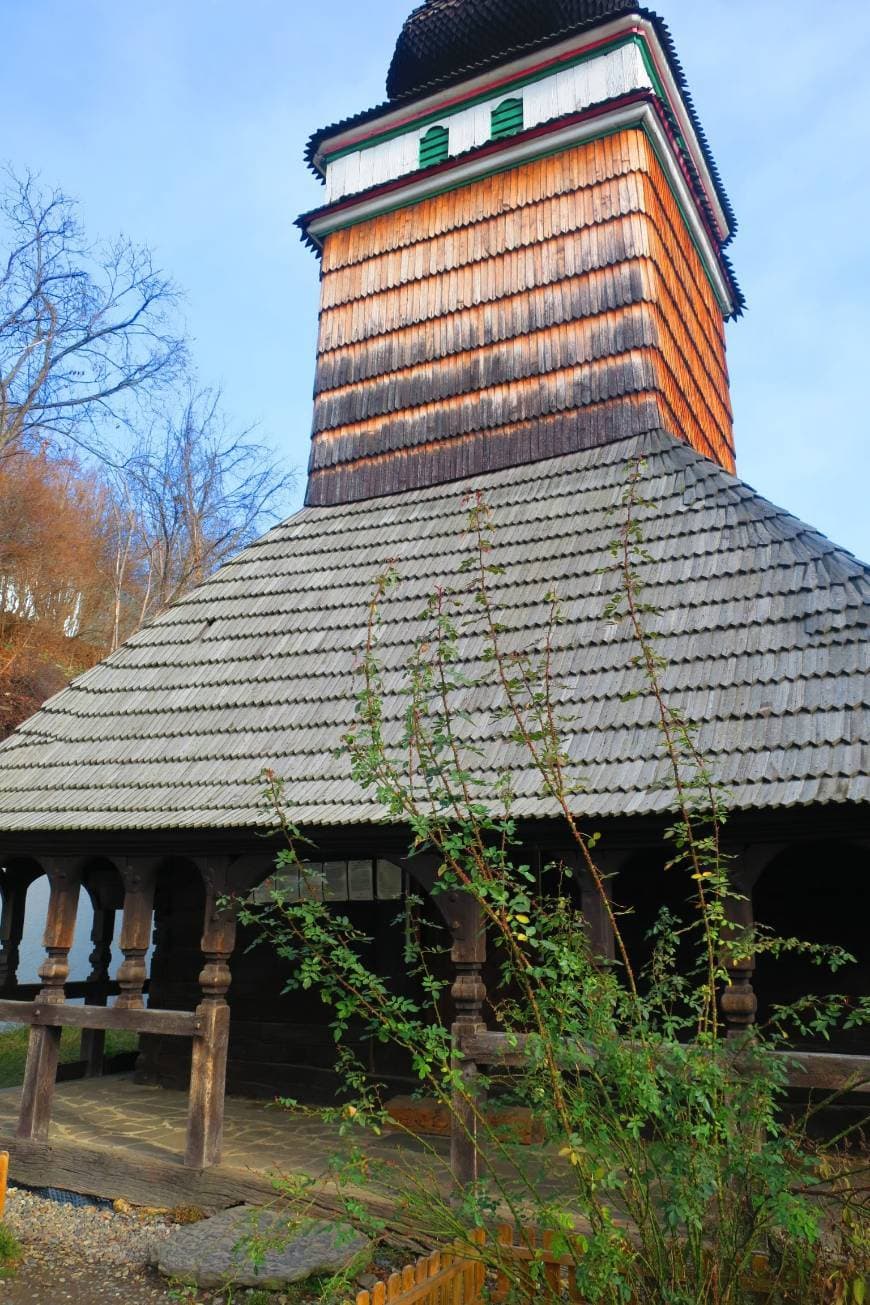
[0,0,864,1195]
[300,0,742,505]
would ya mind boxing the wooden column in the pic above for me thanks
[17,859,81,1142]
[80,903,116,1076]
[400,855,489,1189]
[720,848,776,1040]
[720,879,757,1040]
[115,860,157,1010]
[559,847,621,964]
[0,870,31,990]
[448,891,487,1191]
[185,857,235,1170]
[579,861,617,964]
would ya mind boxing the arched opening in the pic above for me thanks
[0,855,129,1085]
[610,848,700,992]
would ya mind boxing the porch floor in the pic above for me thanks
[0,1074,455,1216]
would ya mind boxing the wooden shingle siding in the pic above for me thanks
[308,129,734,506]
[322,134,647,271]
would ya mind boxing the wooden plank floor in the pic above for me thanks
[0,1075,450,1215]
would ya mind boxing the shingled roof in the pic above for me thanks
[389,0,649,99]
[0,429,866,834]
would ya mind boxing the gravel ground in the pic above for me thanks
[0,1186,390,1304]
[0,1186,183,1303]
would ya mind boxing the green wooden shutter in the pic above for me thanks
[419,125,450,169]
[490,97,524,141]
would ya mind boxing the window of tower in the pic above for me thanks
[419,124,450,169]
[490,97,524,141]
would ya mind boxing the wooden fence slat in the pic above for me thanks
[356,1224,598,1305]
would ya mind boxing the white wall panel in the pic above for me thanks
[324,45,655,203]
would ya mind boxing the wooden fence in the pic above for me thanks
[356,1225,591,1305]
[356,1227,802,1305]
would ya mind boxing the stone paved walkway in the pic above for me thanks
[0,1076,571,1218]
[0,1076,455,1211]
[0,1075,370,1172]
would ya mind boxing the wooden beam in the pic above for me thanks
[781,1052,870,1096]
[9,981,127,1002]
[461,1030,531,1067]
[0,1135,429,1238]
[0,1000,201,1038]
[461,1032,870,1096]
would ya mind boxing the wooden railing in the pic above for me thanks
[460,1032,870,1095]
[0,998,199,1039]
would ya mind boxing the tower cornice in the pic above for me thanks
[305,10,735,245]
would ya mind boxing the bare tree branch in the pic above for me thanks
[0,168,186,460]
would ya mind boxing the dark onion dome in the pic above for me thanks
[388,0,642,100]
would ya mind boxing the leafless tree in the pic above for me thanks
[0,168,186,460]
[120,386,295,630]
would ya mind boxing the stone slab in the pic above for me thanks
[156,1205,370,1289]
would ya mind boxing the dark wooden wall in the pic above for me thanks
[136,864,459,1102]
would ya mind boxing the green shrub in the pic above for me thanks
[239,468,869,1304]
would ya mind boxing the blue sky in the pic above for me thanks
[4,0,870,558]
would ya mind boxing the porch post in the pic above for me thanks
[0,870,31,990]
[185,857,235,1169]
[115,860,157,1009]
[448,891,487,1190]
[80,903,116,1076]
[720,847,777,1040]
[560,847,622,964]
[579,857,618,964]
[17,858,81,1142]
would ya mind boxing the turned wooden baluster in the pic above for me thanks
[185,857,236,1169]
[17,858,82,1142]
[720,875,758,1040]
[115,860,157,1010]
[80,902,116,1076]
[0,869,32,990]
[448,891,487,1190]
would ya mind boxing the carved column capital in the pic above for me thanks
[115,858,159,1011]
